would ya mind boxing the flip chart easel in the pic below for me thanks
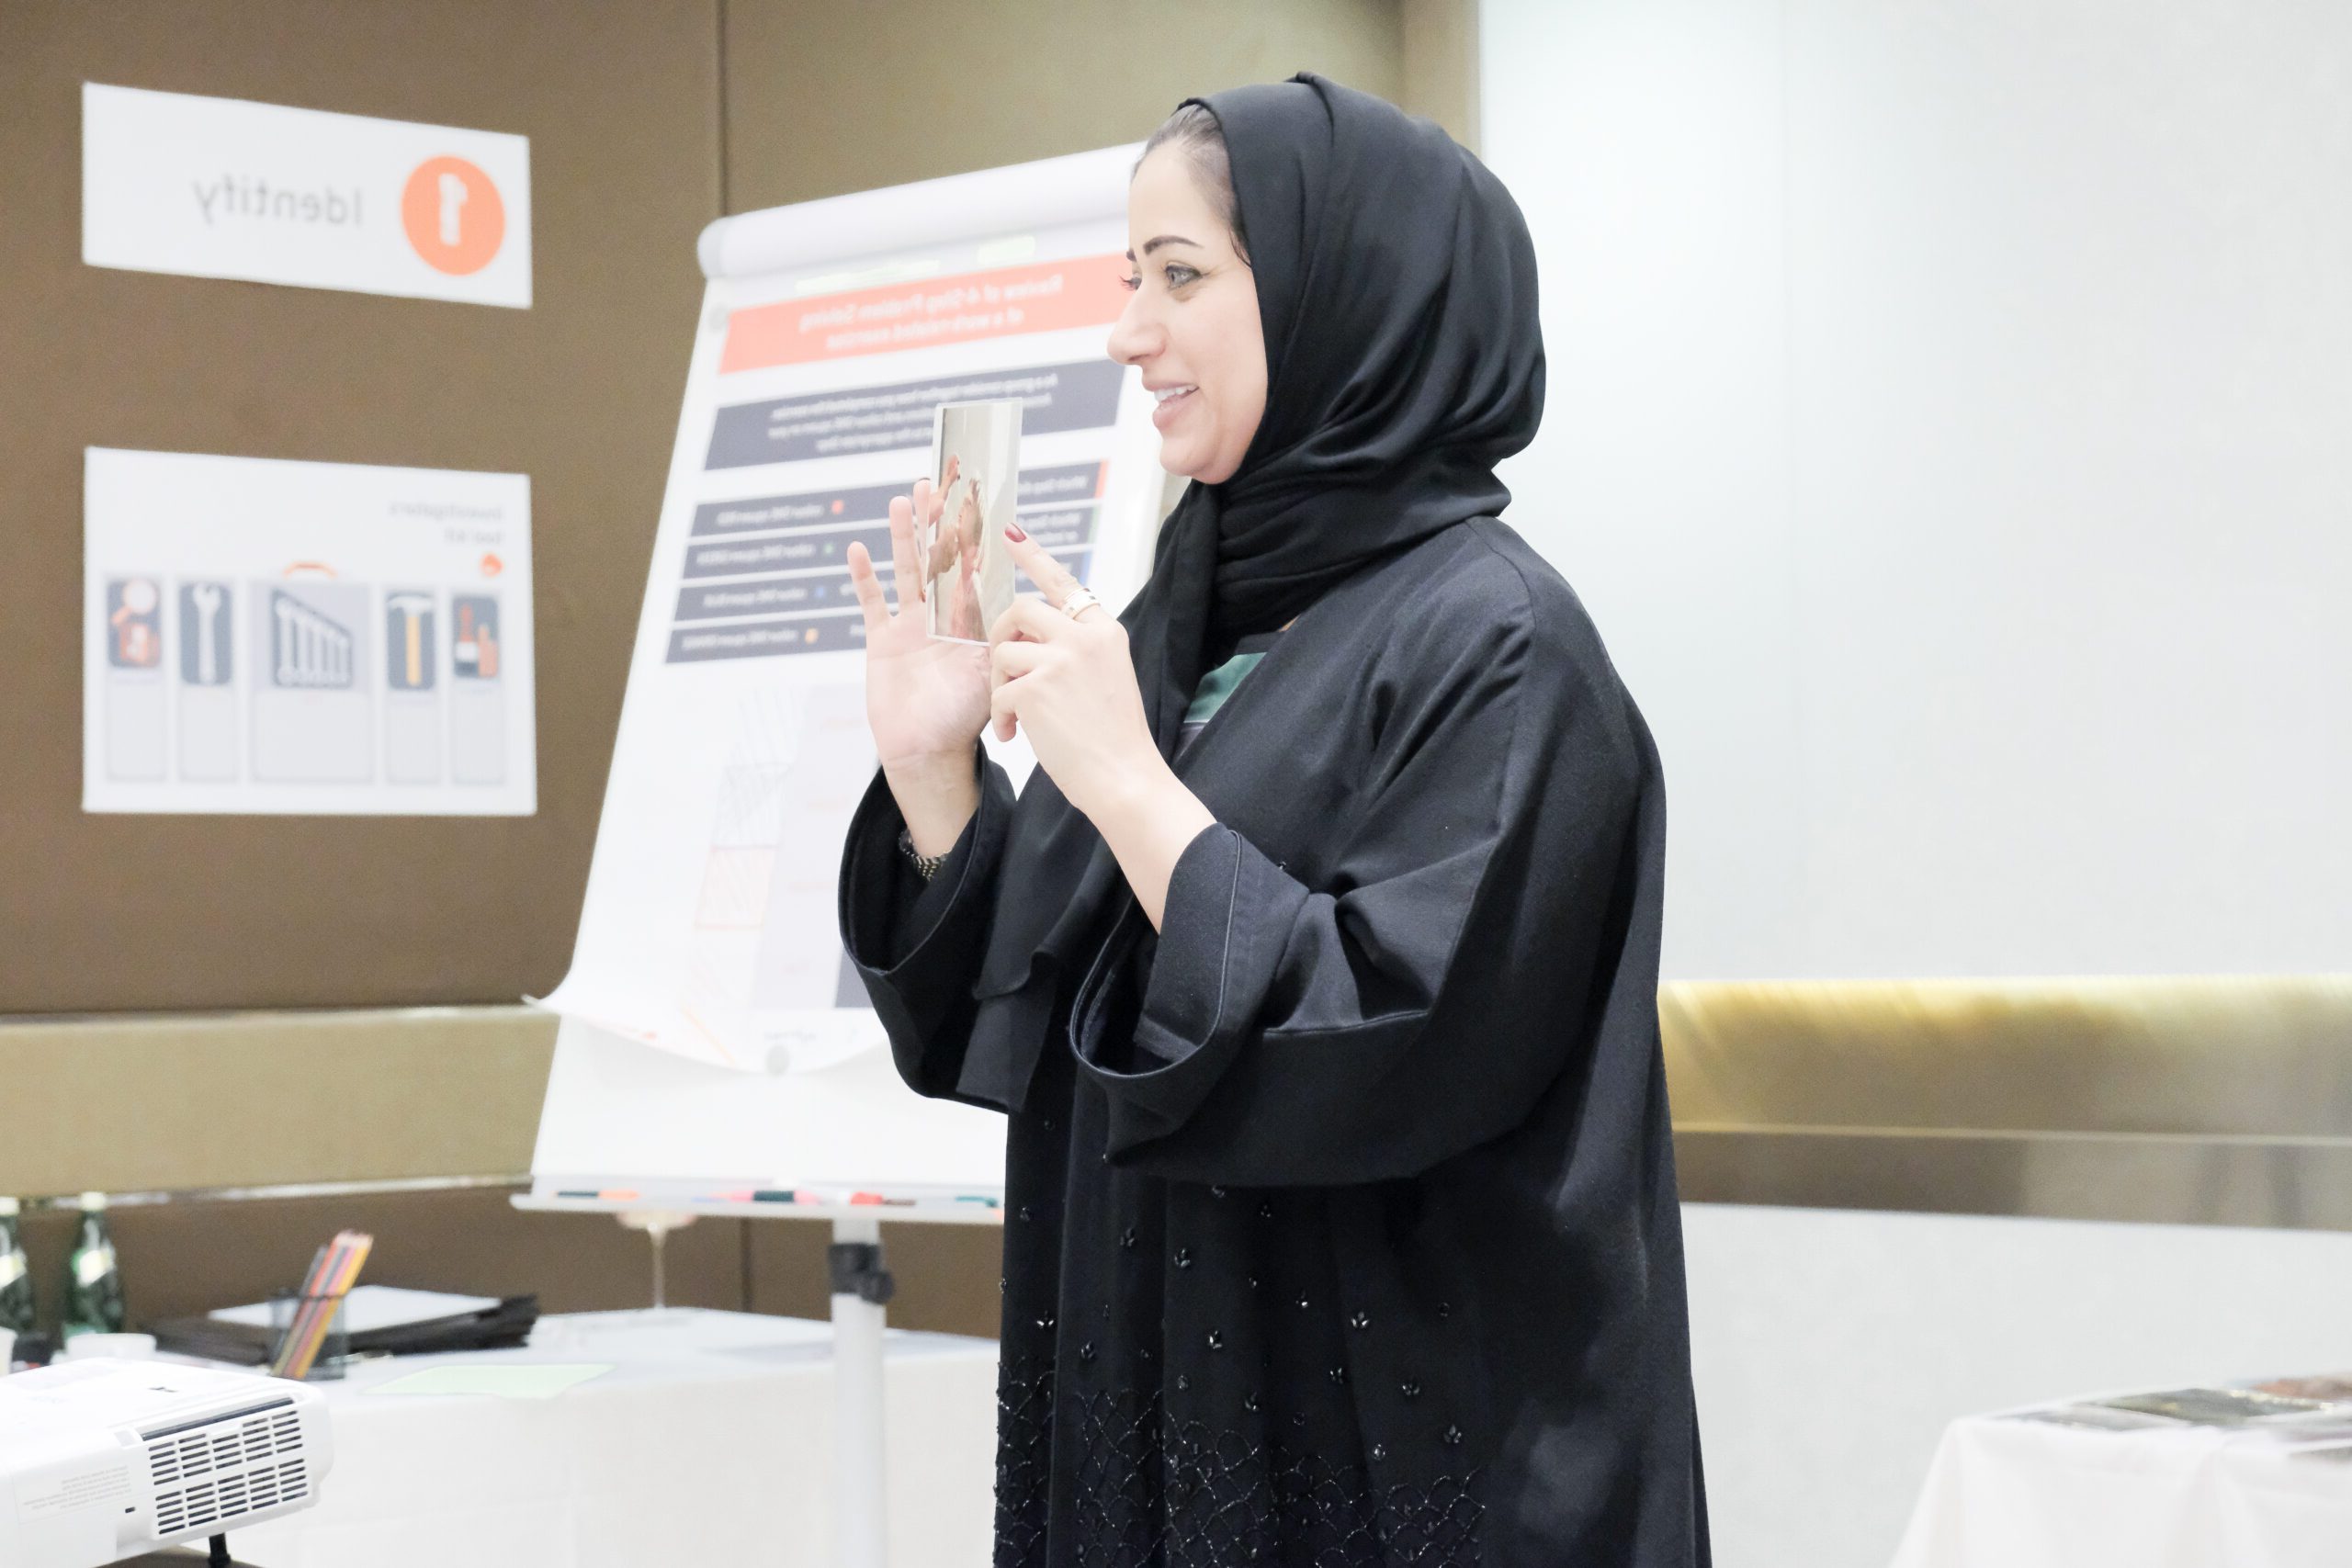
[521,143,1153,1568]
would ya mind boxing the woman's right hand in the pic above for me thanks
[847,479,990,852]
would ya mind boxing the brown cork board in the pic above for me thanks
[0,0,721,1013]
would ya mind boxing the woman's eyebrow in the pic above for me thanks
[1125,234,1204,261]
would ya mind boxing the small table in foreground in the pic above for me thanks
[1890,1394,2352,1568]
[217,1308,996,1568]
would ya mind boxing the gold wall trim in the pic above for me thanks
[0,1006,556,1199]
[1663,977,2352,1230]
[1662,976,2352,1137]
[12,979,2347,1230]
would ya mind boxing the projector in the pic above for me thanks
[0,1359,333,1566]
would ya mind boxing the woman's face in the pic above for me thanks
[1108,145,1266,485]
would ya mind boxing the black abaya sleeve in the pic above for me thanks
[838,750,1017,1107]
[1069,608,1650,1186]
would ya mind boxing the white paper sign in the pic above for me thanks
[84,447,537,815]
[82,83,531,308]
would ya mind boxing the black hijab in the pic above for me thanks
[956,73,1544,1110]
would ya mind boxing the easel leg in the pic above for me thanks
[830,1215,894,1568]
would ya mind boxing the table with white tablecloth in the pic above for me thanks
[221,1308,998,1568]
[1890,1397,2352,1568]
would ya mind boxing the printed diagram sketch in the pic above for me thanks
[677,682,877,1071]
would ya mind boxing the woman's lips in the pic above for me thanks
[1151,386,1197,431]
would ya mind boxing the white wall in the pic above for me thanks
[1481,0,2352,982]
[1682,1203,2352,1568]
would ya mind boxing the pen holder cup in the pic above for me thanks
[266,1290,352,1381]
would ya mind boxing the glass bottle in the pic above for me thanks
[0,1197,35,1337]
[60,1191,127,1340]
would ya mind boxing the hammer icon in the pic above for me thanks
[388,592,434,689]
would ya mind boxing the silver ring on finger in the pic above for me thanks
[1060,588,1104,621]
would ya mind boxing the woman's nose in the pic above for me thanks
[1106,293,1159,367]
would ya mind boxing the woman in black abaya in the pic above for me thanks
[839,74,1710,1568]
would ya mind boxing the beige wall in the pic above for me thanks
[1402,0,1480,151]
[723,0,1409,211]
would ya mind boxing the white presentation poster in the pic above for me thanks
[82,82,530,308]
[538,144,1162,1077]
[83,447,536,816]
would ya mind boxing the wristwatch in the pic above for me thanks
[898,827,947,882]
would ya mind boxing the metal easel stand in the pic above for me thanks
[828,1215,897,1568]
[509,1191,982,1568]
[616,1208,697,1315]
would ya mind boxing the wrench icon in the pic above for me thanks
[187,583,225,685]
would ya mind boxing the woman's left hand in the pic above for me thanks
[990,525,1218,930]
[989,525,1161,822]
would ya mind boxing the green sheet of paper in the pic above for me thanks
[368,1363,614,1400]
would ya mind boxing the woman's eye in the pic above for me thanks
[1119,264,1201,293]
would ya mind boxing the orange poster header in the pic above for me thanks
[720,254,1130,375]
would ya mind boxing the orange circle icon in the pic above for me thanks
[401,156,505,276]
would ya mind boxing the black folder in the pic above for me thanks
[148,1292,539,1366]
